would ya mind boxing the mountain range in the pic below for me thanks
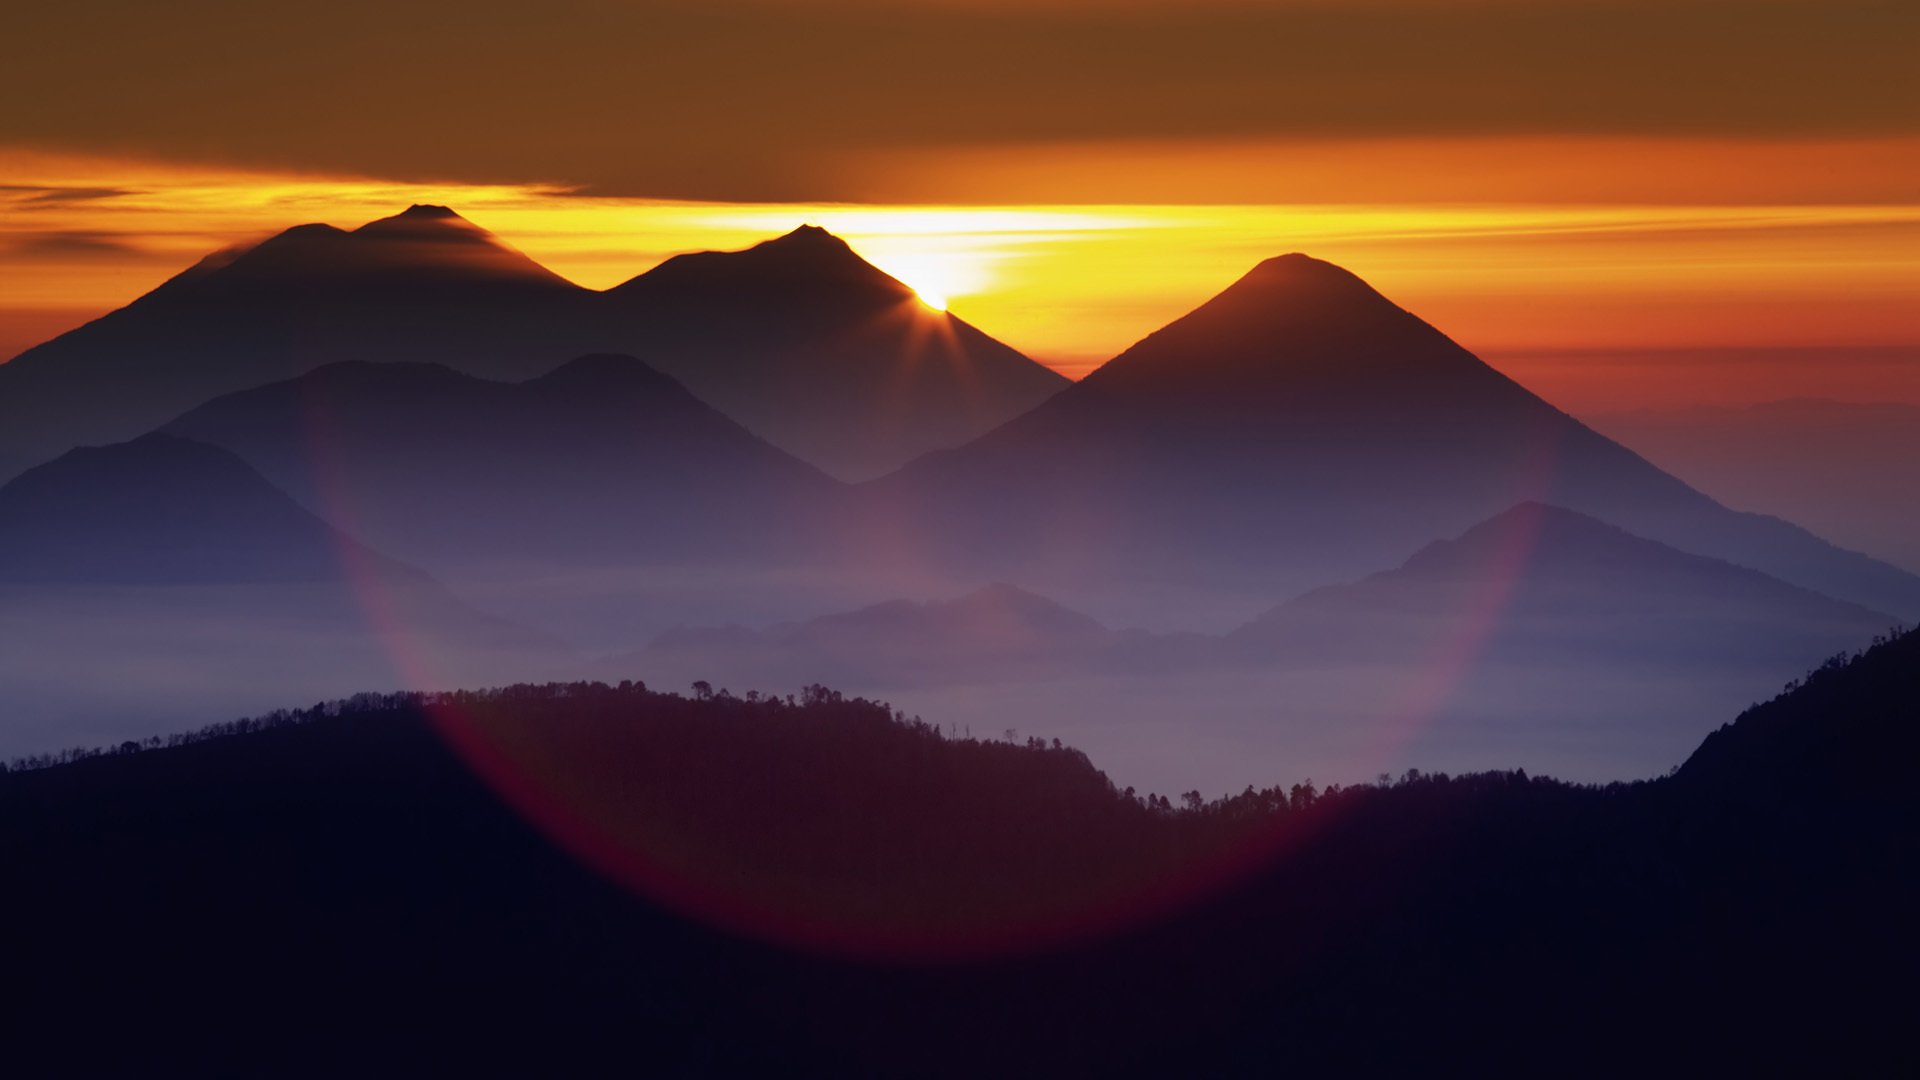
[0,208,1064,483]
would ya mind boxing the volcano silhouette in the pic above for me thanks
[601,225,1066,479]
[857,255,1920,618]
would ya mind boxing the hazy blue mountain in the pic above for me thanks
[1231,501,1899,671]
[0,434,565,750]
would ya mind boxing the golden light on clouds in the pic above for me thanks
[3,151,1917,403]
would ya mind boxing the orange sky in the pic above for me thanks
[3,148,1916,410]
[2,0,1915,408]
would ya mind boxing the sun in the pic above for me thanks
[853,248,983,315]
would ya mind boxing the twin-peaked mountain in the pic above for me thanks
[164,354,838,568]
[854,255,1920,619]
[0,208,1065,482]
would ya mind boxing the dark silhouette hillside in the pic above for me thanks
[857,255,1920,618]
[163,354,840,568]
[3,634,1914,1075]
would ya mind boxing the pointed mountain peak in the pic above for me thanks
[353,203,486,239]
[617,224,910,300]
[1077,251,1503,404]
[1399,501,1712,581]
[764,223,851,250]
[396,203,461,220]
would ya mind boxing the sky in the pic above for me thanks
[3,0,1916,406]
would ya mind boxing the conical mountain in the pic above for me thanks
[162,354,841,570]
[602,225,1068,481]
[0,207,598,480]
[858,256,1920,618]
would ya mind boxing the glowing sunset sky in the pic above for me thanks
[3,0,1916,407]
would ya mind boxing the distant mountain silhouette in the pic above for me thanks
[631,582,1130,688]
[0,434,562,747]
[601,226,1066,479]
[163,354,839,568]
[1589,398,1920,574]
[857,255,1920,618]
[0,211,1060,483]
[0,433,412,585]
[1232,501,1900,670]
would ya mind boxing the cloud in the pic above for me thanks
[0,0,1912,202]
[0,184,138,206]
[5,230,148,260]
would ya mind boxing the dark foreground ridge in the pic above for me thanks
[4,631,1916,1076]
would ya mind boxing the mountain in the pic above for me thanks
[0,434,563,749]
[0,433,415,585]
[628,582,1131,689]
[0,206,596,479]
[1231,501,1899,670]
[0,211,1062,484]
[855,255,1920,619]
[162,354,840,569]
[1588,398,1920,573]
[601,225,1067,480]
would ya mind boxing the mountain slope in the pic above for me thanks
[162,354,841,568]
[1589,399,1920,573]
[1232,501,1900,669]
[857,255,1920,618]
[602,226,1068,480]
